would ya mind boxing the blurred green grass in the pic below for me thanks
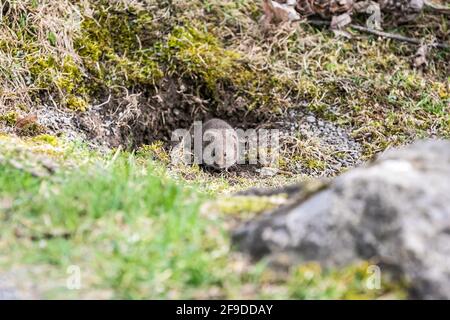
[0,147,228,298]
[0,138,406,299]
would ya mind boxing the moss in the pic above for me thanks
[73,2,295,117]
[159,23,294,112]
[30,134,59,147]
[1,0,293,128]
[26,54,89,109]
[303,159,327,171]
[55,57,86,94]
[0,112,18,126]
[74,2,164,91]
[289,261,408,299]
[212,195,286,217]
[137,141,170,164]
[65,95,88,111]
[163,25,241,91]
[2,1,168,113]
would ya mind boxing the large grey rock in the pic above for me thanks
[233,140,450,299]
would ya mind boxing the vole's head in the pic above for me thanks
[203,128,239,170]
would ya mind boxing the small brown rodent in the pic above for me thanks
[191,118,239,170]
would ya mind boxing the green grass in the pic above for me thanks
[0,142,230,298]
[0,138,407,299]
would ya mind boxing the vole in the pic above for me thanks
[191,118,239,170]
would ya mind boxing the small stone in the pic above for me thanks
[306,116,316,123]
[258,167,279,177]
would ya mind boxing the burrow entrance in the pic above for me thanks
[75,76,281,150]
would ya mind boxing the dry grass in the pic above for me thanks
[0,0,81,109]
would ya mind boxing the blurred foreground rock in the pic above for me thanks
[233,140,450,299]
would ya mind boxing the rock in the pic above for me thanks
[0,270,40,300]
[306,115,316,123]
[258,167,279,177]
[233,140,450,299]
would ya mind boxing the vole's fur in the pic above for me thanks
[191,118,239,170]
